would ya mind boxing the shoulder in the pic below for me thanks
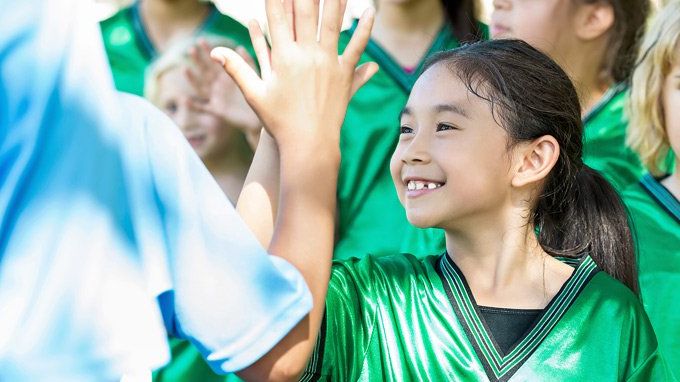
[100,7,136,53]
[583,271,644,315]
[100,7,131,32]
[329,254,439,299]
[205,12,250,39]
[622,176,659,220]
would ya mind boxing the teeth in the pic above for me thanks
[406,180,443,191]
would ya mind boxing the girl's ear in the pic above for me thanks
[573,2,615,41]
[511,135,560,188]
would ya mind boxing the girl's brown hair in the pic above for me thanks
[427,39,639,293]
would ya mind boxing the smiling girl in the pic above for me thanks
[226,34,671,378]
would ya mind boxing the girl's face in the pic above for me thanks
[663,53,680,156]
[157,66,239,161]
[491,0,576,59]
[390,64,517,230]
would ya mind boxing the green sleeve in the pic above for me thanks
[626,351,676,382]
[301,258,382,380]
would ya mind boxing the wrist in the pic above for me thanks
[279,144,340,171]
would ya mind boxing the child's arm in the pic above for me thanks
[236,130,279,247]
[212,0,376,380]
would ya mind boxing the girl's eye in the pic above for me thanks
[164,101,178,114]
[400,125,414,134]
[436,123,458,132]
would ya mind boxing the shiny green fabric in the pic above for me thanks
[623,174,680,378]
[582,84,645,191]
[100,2,253,96]
[302,254,673,381]
[333,24,488,260]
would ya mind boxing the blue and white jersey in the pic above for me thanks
[0,1,311,381]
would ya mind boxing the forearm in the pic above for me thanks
[238,145,339,381]
[236,130,279,247]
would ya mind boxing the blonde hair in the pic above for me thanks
[144,34,237,107]
[627,1,680,176]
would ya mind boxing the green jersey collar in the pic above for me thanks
[640,173,680,224]
[582,82,627,125]
[130,1,219,60]
[349,20,458,93]
[436,253,599,381]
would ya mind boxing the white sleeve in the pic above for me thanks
[120,94,312,374]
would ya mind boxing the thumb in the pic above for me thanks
[350,62,379,97]
[211,47,263,104]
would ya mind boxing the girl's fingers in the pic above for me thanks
[293,0,318,44]
[247,20,272,80]
[265,0,293,47]
[236,46,257,70]
[319,0,342,49]
[184,67,203,91]
[341,7,374,68]
[211,47,264,105]
[191,41,212,74]
[350,62,378,97]
[186,97,211,114]
[283,0,295,40]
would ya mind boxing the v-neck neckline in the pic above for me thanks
[640,173,680,224]
[130,1,219,60]
[349,20,457,93]
[436,253,599,381]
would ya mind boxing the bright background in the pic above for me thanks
[93,0,497,24]
[93,0,668,33]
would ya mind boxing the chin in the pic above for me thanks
[405,212,439,229]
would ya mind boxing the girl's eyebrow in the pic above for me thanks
[399,106,412,122]
[435,103,469,118]
[399,103,470,122]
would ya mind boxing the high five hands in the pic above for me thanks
[209,1,376,380]
[211,0,377,154]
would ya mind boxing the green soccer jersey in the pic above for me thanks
[623,173,680,377]
[100,2,253,96]
[302,254,673,381]
[333,23,487,261]
[582,84,645,191]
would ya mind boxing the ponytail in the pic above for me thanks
[536,165,639,295]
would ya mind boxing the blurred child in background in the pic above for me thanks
[623,2,680,376]
[491,0,649,191]
[101,0,253,96]
[146,36,258,203]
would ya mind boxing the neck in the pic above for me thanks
[442,206,574,309]
[203,140,253,175]
[373,0,445,37]
[557,44,612,116]
[445,218,544,289]
[141,0,210,22]
[661,157,680,201]
[203,145,252,203]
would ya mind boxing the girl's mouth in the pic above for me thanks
[405,179,445,198]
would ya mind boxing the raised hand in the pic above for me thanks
[185,40,262,149]
[215,2,376,380]
[211,0,376,152]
